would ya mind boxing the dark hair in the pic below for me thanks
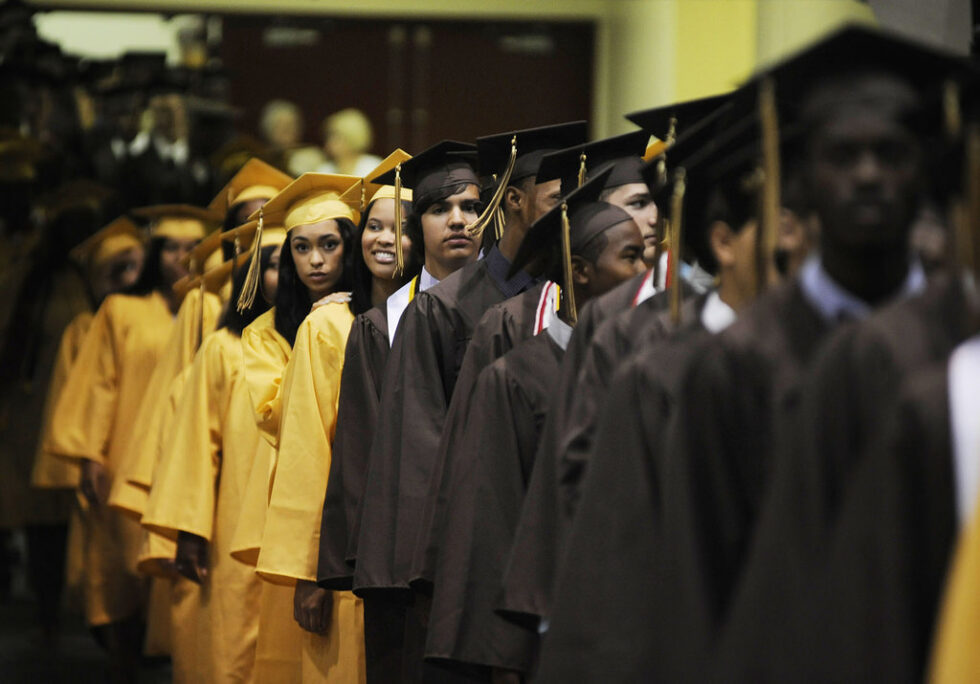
[274,217,357,346]
[350,197,418,316]
[405,182,479,267]
[220,244,276,336]
[126,236,170,296]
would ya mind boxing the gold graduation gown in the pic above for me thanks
[108,288,222,517]
[45,291,172,626]
[256,302,365,684]
[930,496,980,683]
[143,328,264,683]
[30,311,91,599]
[235,306,304,683]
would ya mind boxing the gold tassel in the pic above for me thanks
[577,152,587,188]
[944,79,962,142]
[466,135,517,238]
[236,208,264,312]
[669,169,686,326]
[757,77,781,297]
[231,233,242,281]
[197,276,206,351]
[652,217,667,288]
[654,116,678,190]
[560,202,578,325]
[493,205,506,241]
[360,181,367,212]
[394,163,405,276]
[966,123,980,282]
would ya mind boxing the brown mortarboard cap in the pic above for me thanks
[476,121,589,182]
[537,130,650,193]
[371,141,478,208]
[626,93,734,142]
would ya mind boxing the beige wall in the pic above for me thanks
[31,0,882,138]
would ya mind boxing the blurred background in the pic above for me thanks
[0,0,975,680]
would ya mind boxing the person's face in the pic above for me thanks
[290,220,345,300]
[807,103,921,253]
[229,198,268,228]
[325,129,354,160]
[362,198,411,282]
[421,185,481,278]
[529,178,563,224]
[577,219,647,299]
[160,237,198,287]
[269,112,300,149]
[91,246,144,301]
[603,182,659,267]
[262,243,282,304]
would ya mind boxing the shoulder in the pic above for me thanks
[305,302,355,347]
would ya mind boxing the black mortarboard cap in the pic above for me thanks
[537,129,650,192]
[371,140,479,208]
[626,93,734,141]
[511,165,632,275]
[476,121,588,183]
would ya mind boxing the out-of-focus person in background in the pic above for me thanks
[317,107,382,177]
[259,99,324,175]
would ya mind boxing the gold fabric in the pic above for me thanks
[241,308,292,448]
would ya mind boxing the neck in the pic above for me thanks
[820,243,910,306]
[371,276,401,309]
[164,288,182,315]
[496,215,528,262]
[717,271,751,314]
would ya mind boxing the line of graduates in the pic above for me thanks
[26,21,980,684]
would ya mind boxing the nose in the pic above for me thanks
[448,205,466,228]
[377,228,395,247]
[853,149,883,186]
[309,247,325,266]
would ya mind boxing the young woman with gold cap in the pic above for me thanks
[139,220,286,684]
[44,205,211,683]
[29,217,144,643]
[246,172,366,684]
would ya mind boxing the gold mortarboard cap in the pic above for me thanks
[180,228,224,276]
[172,273,201,300]
[339,149,413,211]
[207,157,293,217]
[132,204,220,240]
[70,216,143,268]
[222,219,287,253]
[254,173,361,230]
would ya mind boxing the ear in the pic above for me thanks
[570,254,592,286]
[504,185,525,213]
[708,220,736,269]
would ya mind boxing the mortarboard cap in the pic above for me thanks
[340,149,414,212]
[476,121,589,182]
[537,130,650,193]
[69,216,143,269]
[132,204,219,240]
[208,157,292,218]
[254,173,360,231]
[371,140,478,206]
[221,218,287,254]
[626,92,734,142]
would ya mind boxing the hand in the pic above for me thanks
[175,532,209,584]
[79,459,110,507]
[293,579,333,634]
[312,292,351,310]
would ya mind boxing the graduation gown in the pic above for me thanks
[107,288,222,518]
[426,327,567,676]
[713,273,968,680]
[241,307,292,448]
[413,280,552,588]
[141,328,265,683]
[353,250,534,593]
[45,291,173,626]
[317,307,390,589]
[647,280,828,681]
[498,269,661,624]
[794,365,956,683]
[257,302,366,684]
[535,321,713,683]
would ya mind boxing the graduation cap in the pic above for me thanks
[340,148,414,212]
[69,216,143,269]
[372,141,479,274]
[221,218,287,256]
[207,157,292,219]
[626,93,734,143]
[466,121,588,239]
[237,173,359,311]
[180,228,225,276]
[512,166,631,324]
[131,204,220,240]
[537,130,650,194]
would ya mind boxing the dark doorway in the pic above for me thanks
[219,14,595,154]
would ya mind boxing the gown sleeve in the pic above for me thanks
[257,303,353,584]
[241,311,292,448]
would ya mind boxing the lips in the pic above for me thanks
[445,235,473,248]
[308,272,329,282]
